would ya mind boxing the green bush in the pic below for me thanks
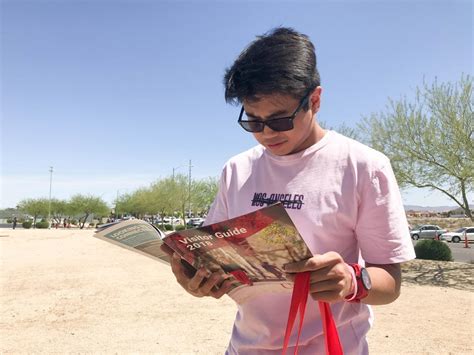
[415,240,453,261]
[164,224,173,231]
[174,224,186,231]
[7,218,12,223]
[22,221,32,229]
[36,221,50,229]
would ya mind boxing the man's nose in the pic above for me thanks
[262,123,277,135]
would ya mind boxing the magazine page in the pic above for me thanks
[94,219,170,265]
[163,203,313,303]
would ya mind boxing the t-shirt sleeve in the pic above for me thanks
[203,167,229,226]
[355,159,416,264]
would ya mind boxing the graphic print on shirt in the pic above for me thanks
[251,192,304,210]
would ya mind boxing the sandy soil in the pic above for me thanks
[1,229,473,354]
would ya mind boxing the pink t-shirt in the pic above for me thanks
[205,130,415,355]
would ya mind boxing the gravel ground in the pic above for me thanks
[1,229,472,354]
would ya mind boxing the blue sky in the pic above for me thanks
[1,0,472,209]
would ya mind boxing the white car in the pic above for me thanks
[187,217,205,227]
[162,217,183,225]
[440,227,474,243]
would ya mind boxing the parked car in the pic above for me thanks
[186,217,205,227]
[160,217,183,225]
[410,225,447,240]
[440,227,474,243]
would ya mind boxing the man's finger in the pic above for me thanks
[187,267,209,292]
[284,255,326,273]
[170,253,187,282]
[309,278,344,294]
[211,279,234,299]
[309,290,340,303]
[284,252,341,273]
[197,272,223,295]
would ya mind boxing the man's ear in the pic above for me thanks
[310,86,322,113]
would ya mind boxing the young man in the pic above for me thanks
[167,27,415,354]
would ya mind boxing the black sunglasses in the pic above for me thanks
[238,91,312,133]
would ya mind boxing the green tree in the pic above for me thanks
[191,176,219,215]
[69,194,110,229]
[17,198,50,227]
[149,177,178,226]
[115,193,134,218]
[171,173,190,225]
[126,188,153,219]
[360,75,474,220]
[50,199,68,226]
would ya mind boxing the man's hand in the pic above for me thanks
[161,244,233,298]
[284,252,353,303]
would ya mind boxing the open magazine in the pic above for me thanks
[94,203,313,303]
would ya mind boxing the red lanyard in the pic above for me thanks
[282,272,344,355]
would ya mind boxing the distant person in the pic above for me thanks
[63,218,67,228]
[12,217,17,230]
[164,27,415,354]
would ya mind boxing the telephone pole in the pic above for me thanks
[188,159,193,216]
[48,166,53,228]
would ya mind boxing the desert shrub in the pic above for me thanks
[174,224,186,231]
[88,223,95,228]
[36,221,50,229]
[22,221,32,229]
[415,240,453,261]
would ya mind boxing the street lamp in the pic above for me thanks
[188,159,193,217]
[172,165,185,179]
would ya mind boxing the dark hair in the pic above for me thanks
[224,27,320,108]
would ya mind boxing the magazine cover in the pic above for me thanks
[94,203,313,303]
[94,219,170,264]
[163,203,313,303]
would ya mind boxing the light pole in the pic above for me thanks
[172,165,185,180]
[115,190,119,220]
[48,166,53,228]
[188,159,193,217]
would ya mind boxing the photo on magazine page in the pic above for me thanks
[163,203,313,288]
[94,219,170,264]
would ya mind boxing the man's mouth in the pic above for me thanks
[266,141,285,148]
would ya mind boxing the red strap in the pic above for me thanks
[282,272,344,355]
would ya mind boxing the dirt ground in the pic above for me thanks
[1,229,472,354]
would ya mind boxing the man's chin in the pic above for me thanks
[265,143,290,156]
